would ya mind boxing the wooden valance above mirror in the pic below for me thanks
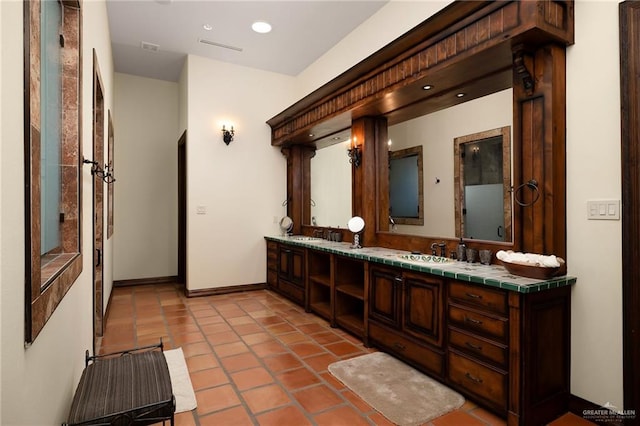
[270,0,574,260]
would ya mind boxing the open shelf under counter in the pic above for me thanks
[310,301,331,319]
[336,283,364,300]
[309,274,331,287]
[336,311,364,336]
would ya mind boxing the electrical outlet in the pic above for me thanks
[196,205,207,215]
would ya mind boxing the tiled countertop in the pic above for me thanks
[265,235,577,294]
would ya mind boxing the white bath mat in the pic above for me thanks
[164,347,197,413]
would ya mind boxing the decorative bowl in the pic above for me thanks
[502,258,565,280]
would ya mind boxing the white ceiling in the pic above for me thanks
[107,0,389,82]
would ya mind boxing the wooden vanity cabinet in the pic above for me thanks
[276,243,306,305]
[264,240,572,425]
[368,265,445,377]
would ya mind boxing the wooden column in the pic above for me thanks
[351,117,387,247]
[281,145,315,234]
[513,44,567,259]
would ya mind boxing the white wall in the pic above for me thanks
[566,0,623,409]
[0,1,114,424]
[184,55,295,290]
[113,73,180,281]
[388,89,512,237]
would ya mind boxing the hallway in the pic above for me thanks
[100,284,591,426]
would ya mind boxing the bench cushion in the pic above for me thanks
[66,350,174,425]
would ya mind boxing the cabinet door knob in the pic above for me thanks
[465,372,483,384]
[393,342,406,351]
[465,341,483,351]
[464,316,483,325]
[465,292,482,299]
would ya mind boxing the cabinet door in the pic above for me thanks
[369,267,401,328]
[278,246,291,279]
[402,273,443,347]
[290,248,305,286]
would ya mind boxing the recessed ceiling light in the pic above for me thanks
[252,21,272,34]
[203,24,213,31]
[309,133,314,137]
[456,93,465,98]
[422,85,432,90]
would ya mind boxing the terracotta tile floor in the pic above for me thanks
[99,283,593,426]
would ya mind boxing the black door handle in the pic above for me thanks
[96,248,101,267]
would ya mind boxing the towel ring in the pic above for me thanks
[513,179,540,207]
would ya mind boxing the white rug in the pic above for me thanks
[328,352,464,425]
[164,348,197,413]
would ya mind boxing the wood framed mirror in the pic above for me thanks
[454,126,511,242]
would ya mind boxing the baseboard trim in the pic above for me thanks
[113,276,179,287]
[569,394,626,426]
[186,283,267,297]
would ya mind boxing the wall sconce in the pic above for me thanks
[347,142,361,168]
[83,158,115,184]
[222,125,234,145]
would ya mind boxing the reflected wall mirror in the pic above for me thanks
[389,146,423,226]
[309,132,352,229]
[454,126,512,242]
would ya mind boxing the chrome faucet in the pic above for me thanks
[389,216,397,232]
[438,242,447,257]
[430,242,438,255]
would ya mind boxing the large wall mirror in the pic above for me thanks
[309,132,352,229]
[384,89,513,241]
[454,126,511,242]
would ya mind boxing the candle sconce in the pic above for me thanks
[83,158,116,184]
[347,144,361,168]
[222,125,235,145]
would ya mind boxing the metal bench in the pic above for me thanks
[64,341,175,426]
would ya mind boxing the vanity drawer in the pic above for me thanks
[448,350,507,411]
[448,304,507,342]
[449,281,507,315]
[448,327,507,368]
[369,322,443,377]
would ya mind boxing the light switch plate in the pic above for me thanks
[587,199,620,220]
[196,205,207,215]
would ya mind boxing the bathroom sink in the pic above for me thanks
[398,254,452,264]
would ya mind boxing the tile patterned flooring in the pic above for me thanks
[99,284,594,426]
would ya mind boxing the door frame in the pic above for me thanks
[178,131,187,285]
[620,0,640,415]
[92,50,106,350]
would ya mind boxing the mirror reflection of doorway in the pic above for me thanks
[462,136,505,241]
[388,145,424,226]
[454,126,511,242]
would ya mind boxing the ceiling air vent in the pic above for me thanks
[198,38,243,52]
[140,41,160,52]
